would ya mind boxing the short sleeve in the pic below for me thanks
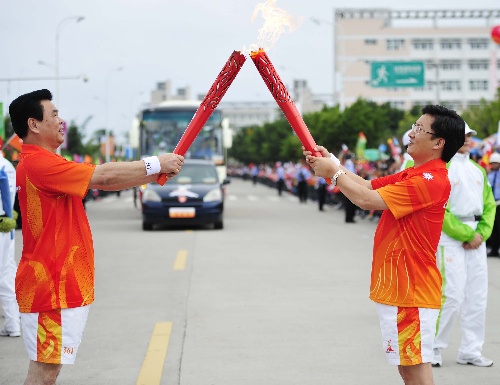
[377,173,446,220]
[24,155,95,199]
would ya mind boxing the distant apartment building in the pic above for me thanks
[147,79,328,130]
[218,101,279,130]
[334,8,500,111]
[150,80,192,104]
[219,79,328,130]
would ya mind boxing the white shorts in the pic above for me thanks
[21,305,90,364]
[376,303,438,366]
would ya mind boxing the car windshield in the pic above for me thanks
[169,163,219,184]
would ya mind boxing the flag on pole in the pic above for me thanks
[355,132,367,159]
[387,136,402,162]
[3,134,23,152]
[482,134,496,165]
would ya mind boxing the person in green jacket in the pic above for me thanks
[431,122,495,368]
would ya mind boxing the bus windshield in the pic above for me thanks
[140,108,224,165]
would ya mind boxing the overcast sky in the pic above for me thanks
[1,0,498,141]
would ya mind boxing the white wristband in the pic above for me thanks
[143,156,161,176]
[329,153,340,166]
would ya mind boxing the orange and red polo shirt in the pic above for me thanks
[370,159,449,309]
[15,144,96,313]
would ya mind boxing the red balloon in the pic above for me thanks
[492,25,500,44]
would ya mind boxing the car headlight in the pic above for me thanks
[203,188,222,202]
[142,188,162,203]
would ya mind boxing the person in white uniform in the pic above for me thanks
[432,122,495,367]
[399,129,414,171]
[0,152,20,337]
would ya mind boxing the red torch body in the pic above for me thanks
[250,48,331,184]
[157,50,246,185]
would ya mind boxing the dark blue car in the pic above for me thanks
[140,159,229,230]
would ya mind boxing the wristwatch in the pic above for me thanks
[332,169,346,186]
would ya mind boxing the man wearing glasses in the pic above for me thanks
[431,122,495,368]
[304,105,465,385]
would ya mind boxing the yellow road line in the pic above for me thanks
[136,322,173,385]
[173,250,188,270]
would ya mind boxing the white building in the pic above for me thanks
[150,80,191,105]
[218,101,280,130]
[146,79,329,131]
[219,80,329,130]
[334,8,500,111]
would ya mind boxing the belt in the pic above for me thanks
[457,215,481,222]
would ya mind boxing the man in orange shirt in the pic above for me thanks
[9,89,184,385]
[304,105,465,385]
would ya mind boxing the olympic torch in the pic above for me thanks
[157,50,247,185]
[250,48,331,184]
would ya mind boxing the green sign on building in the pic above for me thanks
[370,61,425,88]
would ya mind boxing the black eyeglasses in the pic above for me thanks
[411,124,435,136]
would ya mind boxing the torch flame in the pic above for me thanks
[250,0,302,51]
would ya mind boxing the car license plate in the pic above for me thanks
[169,207,195,218]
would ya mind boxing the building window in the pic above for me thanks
[426,61,439,71]
[426,81,437,90]
[469,60,489,70]
[442,101,461,111]
[469,80,488,91]
[386,39,405,51]
[415,82,434,92]
[441,81,461,91]
[467,100,481,107]
[364,39,377,45]
[440,39,461,50]
[412,39,433,50]
[390,101,405,109]
[441,61,461,70]
[468,39,489,50]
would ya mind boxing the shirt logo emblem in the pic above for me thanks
[385,339,396,354]
[423,172,433,181]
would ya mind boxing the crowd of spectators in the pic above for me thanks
[227,151,404,223]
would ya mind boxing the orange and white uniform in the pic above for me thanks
[15,144,95,363]
[370,159,450,365]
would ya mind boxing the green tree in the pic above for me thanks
[228,98,477,165]
[3,115,14,141]
[64,121,86,156]
[1,115,17,162]
[461,90,500,138]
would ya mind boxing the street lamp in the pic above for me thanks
[55,15,85,103]
[37,60,56,72]
[0,75,87,82]
[314,13,365,111]
[36,59,88,83]
[105,66,124,162]
[310,15,336,107]
[129,91,144,116]
[278,65,304,115]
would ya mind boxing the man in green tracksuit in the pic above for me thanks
[431,122,495,367]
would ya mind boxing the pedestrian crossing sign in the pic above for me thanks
[370,61,425,88]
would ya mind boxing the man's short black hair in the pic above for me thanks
[421,105,465,163]
[9,89,53,139]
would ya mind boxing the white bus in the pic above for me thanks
[137,100,231,182]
